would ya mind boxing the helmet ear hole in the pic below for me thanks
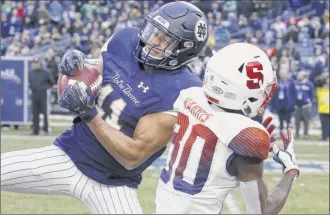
[248,97,258,103]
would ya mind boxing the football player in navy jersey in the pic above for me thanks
[1,1,209,214]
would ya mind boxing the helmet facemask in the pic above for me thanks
[136,16,198,70]
[137,17,180,69]
[241,73,278,118]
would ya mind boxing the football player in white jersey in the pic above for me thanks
[155,43,299,214]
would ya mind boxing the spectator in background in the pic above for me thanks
[9,9,22,36]
[310,16,322,39]
[49,0,63,24]
[63,16,72,34]
[210,1,220,15]
[250,37,259,46]
[237,0,254,18]
[287,40,301,61]
[71,33,86,53]
[24,16,36,29]
[92,21,100,32]
[100,6,110,21]
[286,17,299,43]
[290,60,302,79]
[80,0,98,23]
[16,2,25,22]
[274,16,287,35]
[31,35,41,49]
[63,4,76,22]
[271,68,297,133]
[5,34,21,56]
[321,10,329,39]
[42,48,58,80]
[1,0,15,15]
[51,26,61,41]
[312,0,328,17]
[310,48,328,87]
[61,27,71,40]
[72,12,84,34]
[21,29,32,48]
[37,1,50,25]
[41,32,52,46]
[20,45,30,55]
[248,12,262,31]
[255,29,264,43]
[294,71,315,139]
[129,5,141,20]
[104,28,112,39]
[238,14,248,28]
[271,56,279,73]
[29,58,55,136]
[24,1,37,27]
[37,24,48,37]
[222,1,237,15]
[207,12,214,26]
[1,14,10,38]
[279,48,290,72]
[316,73,329,141]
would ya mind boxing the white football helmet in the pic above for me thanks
[203,43,278,118]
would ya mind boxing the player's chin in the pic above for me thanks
[146,47,164,59]
[150,53,165,59]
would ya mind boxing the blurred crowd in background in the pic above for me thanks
[1,0,329,140]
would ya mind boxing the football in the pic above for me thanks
[57,63,102,97]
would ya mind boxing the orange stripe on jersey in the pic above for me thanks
[228,127,270,160]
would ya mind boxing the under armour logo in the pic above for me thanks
[138,82,149,93]
[74,106,85,115]
[195,20,207,42]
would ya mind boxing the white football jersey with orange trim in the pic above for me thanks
[155,87,269,214]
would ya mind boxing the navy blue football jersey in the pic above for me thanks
[54,27,202,188]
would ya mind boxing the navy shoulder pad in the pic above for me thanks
[101,27,140,54]
[153,67,203,111]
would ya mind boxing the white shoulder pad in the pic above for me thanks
[173,87,214,123]
[204,113,267,144]
[205,114,270,159]
[173,86,209,111]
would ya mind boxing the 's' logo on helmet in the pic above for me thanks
[194,19,207,42]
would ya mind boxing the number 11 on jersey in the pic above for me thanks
[161,113,218,195]
[97,85,127,130]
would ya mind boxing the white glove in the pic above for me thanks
[271,128,300,176]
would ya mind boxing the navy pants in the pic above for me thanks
[277,110,294,132]
[31,91,48,134]
[319,114,329,140]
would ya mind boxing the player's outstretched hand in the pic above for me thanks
[58,49,85,76]
[262,116,276,145]
[271,128,300,176]
[59,82,98,122]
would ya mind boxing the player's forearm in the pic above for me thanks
[87,115,141,169]
[263,170,298,214]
